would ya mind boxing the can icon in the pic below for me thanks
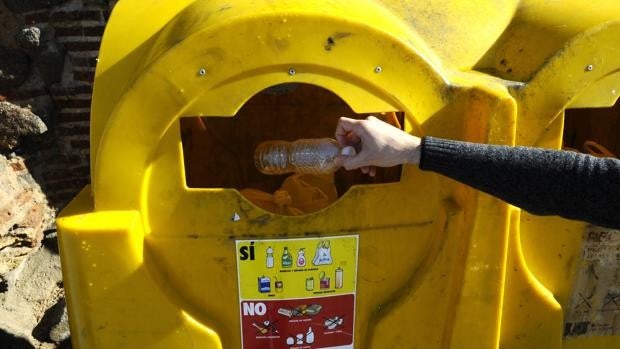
[320,271,330,289]
[258,276,271,293]
[306,277,314,291]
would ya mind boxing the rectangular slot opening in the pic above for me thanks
[563,101,620,158]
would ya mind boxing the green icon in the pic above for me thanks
[282,247,293,268]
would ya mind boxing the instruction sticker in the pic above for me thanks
[564,226,620,337]
[236,235,358,349]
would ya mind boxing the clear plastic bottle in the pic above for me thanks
[266,246,274,268]
[306,327,315,344]
[254,138,348,175]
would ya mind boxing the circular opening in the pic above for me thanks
[180,83,404,215]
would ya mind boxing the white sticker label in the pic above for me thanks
[236,235,358,349]
[564,226,620,337]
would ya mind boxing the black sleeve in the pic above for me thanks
[418,136,620,229]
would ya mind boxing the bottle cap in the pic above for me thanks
[341,146,357,156]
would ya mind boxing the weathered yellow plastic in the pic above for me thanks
[57,1,620,348]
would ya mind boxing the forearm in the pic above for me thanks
[417,136,620,229]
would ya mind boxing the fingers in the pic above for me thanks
[335,117,358,145]
[335,117,365,146]
[336,116,382,175]
[342,151,370,170]
[360,166,376,177]
[345,131,361,145]
[347,165,376,177]
[338,117,373,170]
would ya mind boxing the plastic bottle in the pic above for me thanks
[306,327,315,344]
[297,248,306,267]
[254,138,355,175]
[265,247,274,268]
[282,247,293,268]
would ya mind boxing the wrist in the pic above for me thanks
[404,135,422,165]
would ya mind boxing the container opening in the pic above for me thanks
[563,101,620,158]
[180,83,404,215]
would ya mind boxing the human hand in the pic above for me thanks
[335,116,421,175]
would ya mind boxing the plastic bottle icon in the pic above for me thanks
[306,327,315,344]
[297,248,306,267]
[266,246,274,268]
[254,138,356,175]
[282,247,293,268]
[335,267,343,289]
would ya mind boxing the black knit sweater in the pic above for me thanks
[419,137,620,229]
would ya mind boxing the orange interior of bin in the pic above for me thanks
[563,101,620,157]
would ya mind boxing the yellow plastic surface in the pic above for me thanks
[57,0,620,348]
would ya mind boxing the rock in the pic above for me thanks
[0,156,41,257]
[35,41,64,86]
[2,0,69,13]
[14,26,64,87]
[48,300,69,343]
[0,47,29,92]
[33,297,69,343]
[0,329,35,349]
[16,27,41,55]
[0,238,63,348]
[12,62,45,92]
[0,154,52,278]
[58,338,72,349]
[0,101,47,150]
[84,0,109,5]
[18,96,54,128]
[0,1,20,48]
[0,153,61,348]
[41,228,58,255]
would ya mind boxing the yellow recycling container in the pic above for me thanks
[57,1,620,348]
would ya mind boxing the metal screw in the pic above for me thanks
[374,66,383,73]
[198,68,207,76]
[585,64,594,72]
[288,68,296,76]
[231,212,241,222]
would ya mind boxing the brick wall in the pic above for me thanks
[1,0,116,208]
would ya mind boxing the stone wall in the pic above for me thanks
[1,0,116,207]
[0,0,116,347]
